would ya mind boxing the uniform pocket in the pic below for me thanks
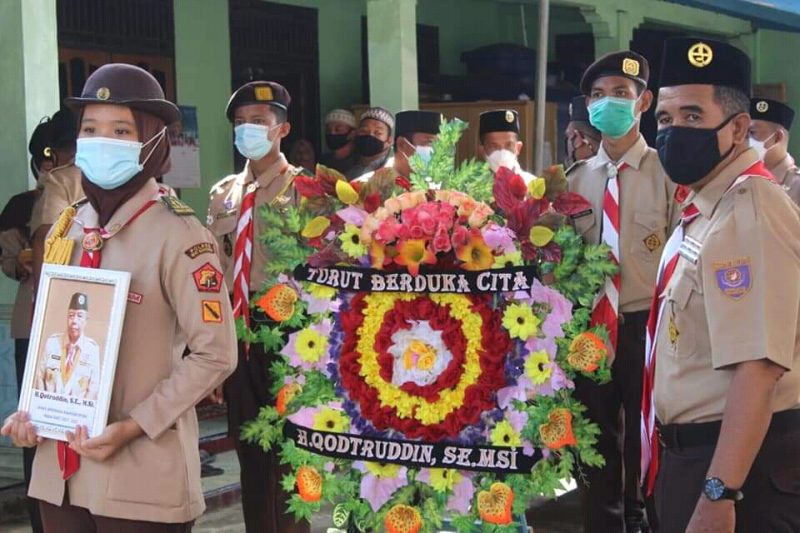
[630,212,666,262]
[572,211,596,239]
[665,275,701,359]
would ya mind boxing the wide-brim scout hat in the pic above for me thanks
[395,110,443,140]
[226,81,291,121]
[659,38,751,96]
[580,50,649,95]
[65,63,180,125]
[750,98,795,130]
[479,109,520,137]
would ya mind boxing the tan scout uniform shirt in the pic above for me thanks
[206,154,301,292]
[30,162,83,233]
[568,135,680,312]
[37,334,101,399]
[29,179,237,523]
[769,153,800,207]
[654,149,800,425]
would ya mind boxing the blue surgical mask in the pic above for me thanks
[75,129,165,190]
[234,124,277,160]
[415,145,433,165]
[588,96,639,139]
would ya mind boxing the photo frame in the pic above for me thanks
[18,264,130,441]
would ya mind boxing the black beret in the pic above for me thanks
[659,38,751,96]
[65,64,180,125]
[69,292,88,311]
[569,95,590,123]
[479,109,519,137]
[226,81,291,121]
[580,51,649,95]
[395,110,443,140]
[750,98,794,130]
[28,120,54,164]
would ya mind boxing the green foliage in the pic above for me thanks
[258,204,316,286]
[240,405,283,451]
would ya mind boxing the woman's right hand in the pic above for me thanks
[0,411,42,447]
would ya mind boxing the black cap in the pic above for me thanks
[28,120,54,166]
[479,109,520,137]
[226,81,291,121]
[659,38,751,96]
[65,63,180,125]
[580,51,649,95]
[395,110,443,141]
[69,292,88,311]
[569,95,590,123]
[750,98,795,130]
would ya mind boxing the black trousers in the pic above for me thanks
[224,340,308,533]
[40,496,193,533]
[14,338,43,533]
[573,311,649,532]
[656,413,800,533]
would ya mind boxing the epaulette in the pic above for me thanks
[70,198,89,210]
[161,195,195,216]
[565,159,586,176]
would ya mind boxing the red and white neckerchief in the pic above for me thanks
[232,181,258,346]
[590,161,629,351]
[57,195,160,481]
[640,161,775,495]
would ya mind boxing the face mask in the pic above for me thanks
[415,145,433,166]
[656,115,737,186]
[75,129,165,190]
[487,149,518,172]
[749,132,776,161]
[234,124,277,160]
[326,133,350,150]
[588,96,639,139]
[355,134,386,157]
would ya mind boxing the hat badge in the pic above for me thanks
[96,87,111,100]
[78,295,86,306]
[622,58,640,77]
[756,100,769,113]
[254,86,273,101]
[505,110,515,123]
[688,42,713,68]
[43,147,52,157]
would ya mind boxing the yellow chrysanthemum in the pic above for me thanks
[312,406,350,433]
[502,303,541,340]
[427,468,462,492]
[305,282,337,300]
[524,350,552,385]
[340,224,368,258]
[296,327,329,363]
[493,250,523,269]
[490,420,522,447]
[364,461,402,479]
[528,177,546,199]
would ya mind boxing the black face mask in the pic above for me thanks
[326,133,350,150]
[656,114,738,186]
[355,134,386,157]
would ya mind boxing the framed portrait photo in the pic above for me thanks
[18,264,131,441]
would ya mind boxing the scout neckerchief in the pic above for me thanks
[590,161,629,352]
[52,194,161,481]
[640,160,774,496]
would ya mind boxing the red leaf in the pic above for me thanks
[315,165,344,196]
[492,166,527,214]
[294,175,325,198]
[395,175,412,190]
[552,192,593,217]
[507,198,550,239]
[539,242,562,263]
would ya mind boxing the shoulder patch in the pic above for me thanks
[565,160,586,176]
[161,195,195,216]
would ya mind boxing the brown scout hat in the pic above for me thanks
[226,81,292,121]
[580,51,650,95]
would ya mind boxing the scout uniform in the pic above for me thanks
[345,107,395,181]
[479,109,536,184]
[645,38,800,532]
[29,64,236,527]
[749,98,800,205]
[207,81,307,533]
[30,163,83,236]
[567,50,678,532]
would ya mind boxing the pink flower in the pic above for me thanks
[482,223,517,254]
[376,217,403,243]
[516,279,573,338]
[433,225,452,253]
[451,224,470,250]
[467,203,494,228]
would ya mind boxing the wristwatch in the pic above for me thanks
[703,477,743,502]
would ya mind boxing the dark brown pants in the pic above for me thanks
[39,498,193,533]
[573,311,649,532]
[655,420,800,533]
[225,340,309,533]
[15,338,43,533]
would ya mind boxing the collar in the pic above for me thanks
[77,179,161,235]
[589,134,647,171]
[242,154,290,188]
[689,148,759,219]
[769,154,796,184]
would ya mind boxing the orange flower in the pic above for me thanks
[455,232,494,271]
[539,408,578,450]
[566,332,608,372]
[255,284,298,322]
[477,482,514,525]
[385,504,422,533]
[296,465,322,502]
[394,239,436,276]
[276,383,302,415]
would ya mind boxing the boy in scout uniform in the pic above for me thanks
[477,109,536,183]
[748,98,800,205]
[207,81,308,533]
[567,50,678,533]
[564,95,601,167]
[36,292,100,400]
[644,38,800,532]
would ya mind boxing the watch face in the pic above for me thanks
[705,478,725,500]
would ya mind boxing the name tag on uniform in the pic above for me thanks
[678,235,702,264]
[215,209,237,220]
[570,208,593,220]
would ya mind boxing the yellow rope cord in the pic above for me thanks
[44,206,76,266]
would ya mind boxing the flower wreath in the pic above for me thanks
[240,120,617,532]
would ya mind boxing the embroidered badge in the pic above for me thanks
[193,262,223,293]
[127,292,143,305]
[643,233,662,252]
[185,242,216,259]
[82,232,104,252]
[668,316,679,345]
[714,258,752,300]
[161,196,195,216]
[223,199,234,210]
[202,300,223,323]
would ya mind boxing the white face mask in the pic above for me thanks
[749,132,776,161]
[486,149,518,172]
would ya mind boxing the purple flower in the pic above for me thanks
[417,469,475,514]
[516,279,573,339]
[337,206,368,227]
[354,462,408,512]
[481,223,517,254]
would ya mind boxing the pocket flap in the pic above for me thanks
[633,211,660,230]
[669,276,700,310]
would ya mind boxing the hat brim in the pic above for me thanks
[65,97,182,125]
